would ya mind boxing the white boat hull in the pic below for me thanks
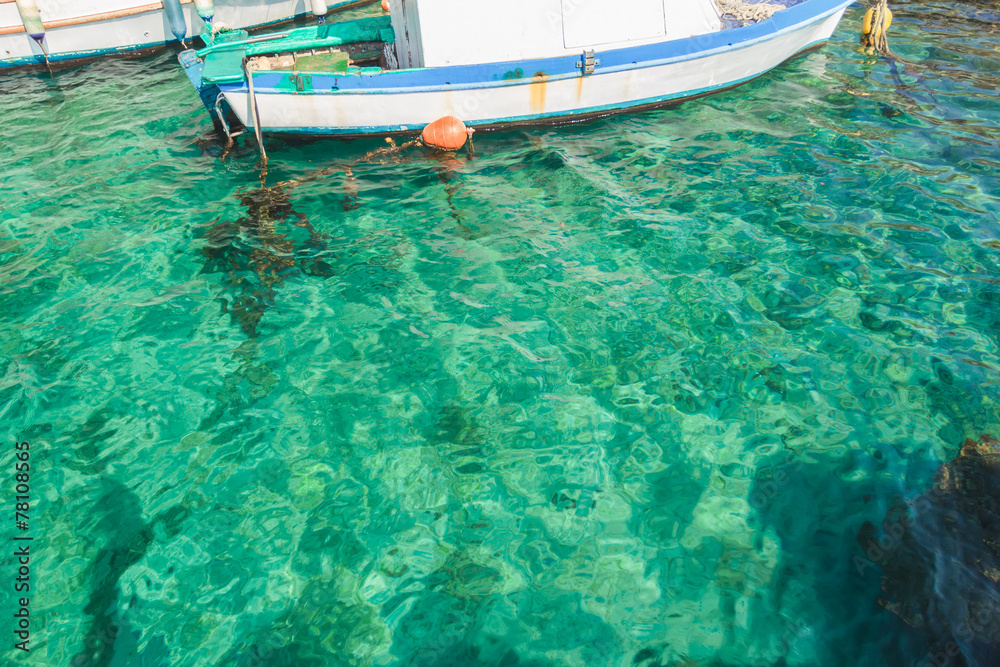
[221,6,848,135]
[0,0,361,67]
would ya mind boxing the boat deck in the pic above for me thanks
[198,15,394,83]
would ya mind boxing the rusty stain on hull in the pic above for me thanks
[576,74,584,102]
[623,70,637,102]
[529,72,547,115]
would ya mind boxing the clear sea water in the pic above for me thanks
[2,2,999,665]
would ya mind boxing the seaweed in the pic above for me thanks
[201,183,334,338]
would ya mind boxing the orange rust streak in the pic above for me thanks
[1,0,192,35]
[529,72,547,115]
[576,74,584,102]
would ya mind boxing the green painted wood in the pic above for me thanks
[198,15,393,84]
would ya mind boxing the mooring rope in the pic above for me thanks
[861,0,894,56]
[243,58,268,179]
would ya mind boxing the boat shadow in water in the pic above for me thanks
[70,478,190,667]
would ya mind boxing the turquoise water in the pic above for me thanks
[2,3,1000,665]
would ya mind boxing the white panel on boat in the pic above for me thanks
[36,0,144,23]
[413,0,568,68]
[562,0,665,49]
[267,0,305,24]
[0,4,22,30]
[396,0,721,70]
[662,0,721,40]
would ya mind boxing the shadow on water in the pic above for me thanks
[746,452,931,667]
[192,145,473,442]
[740,349,1000,666]
[71,478,189,667]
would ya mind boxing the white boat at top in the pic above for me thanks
[181,0,855,139]
[0,0,371,69]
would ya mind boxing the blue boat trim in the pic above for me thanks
[179,49,223,113]
[224,0,855,95]
[253,36,832,136]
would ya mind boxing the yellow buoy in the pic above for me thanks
[861,2,893,53]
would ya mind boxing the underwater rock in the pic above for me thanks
[860,435,1000,667]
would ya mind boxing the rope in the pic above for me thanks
[714,0,786,24]
[243,58,268,180]
[861,0,893,56]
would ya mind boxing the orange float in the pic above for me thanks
[420,116,471,151]
[380,0,389,11]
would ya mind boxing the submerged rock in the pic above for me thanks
[860,435,1000,667]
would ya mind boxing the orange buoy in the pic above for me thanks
[421,116,471,151]
[380,0,389,11]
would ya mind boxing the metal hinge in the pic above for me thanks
[292,73,313,92]
[575,49,599,75]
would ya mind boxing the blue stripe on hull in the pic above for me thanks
[258,37,831,136]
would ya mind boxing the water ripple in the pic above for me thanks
[2,4,1000,666]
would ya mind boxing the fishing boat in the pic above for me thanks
[0,0,371,69]
[180,0,856,140]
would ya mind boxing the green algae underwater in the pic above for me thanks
[2,2,1000,665]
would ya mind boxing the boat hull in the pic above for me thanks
[217,1,851,136]
[0,0,367,68]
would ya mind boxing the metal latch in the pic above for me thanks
[292,73,313,91]
[576,49,599,75]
